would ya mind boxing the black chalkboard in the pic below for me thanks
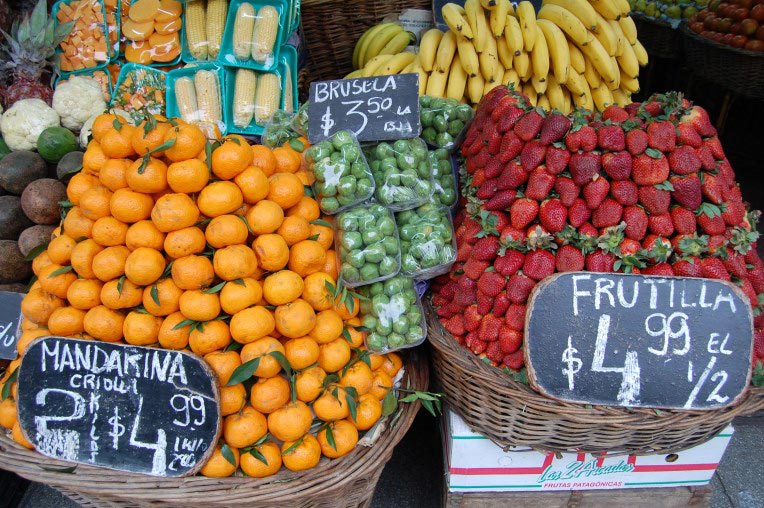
[16,337,221,477]
[525,273,753,410]
[308,73,421,143]
[0,291,24,361]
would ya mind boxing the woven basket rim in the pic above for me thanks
[631,12,680,30]
[682,24,764,59]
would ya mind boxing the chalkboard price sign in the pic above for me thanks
[0,291,24,361]
[525,273,753,410]
[16,337,221,477]
[308,73,421,143]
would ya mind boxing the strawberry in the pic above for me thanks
[680,105,716,138]
[701,174,724,204]
[483,86,510,111]
[539,113,572,144]
[671,206,697,234]
[523,249,556,281]
[470,148,492,170]
[697,205,726,236]
[623,206,648,240]
[525,166,556,200]
[539,198,568,233]
[490,93,514,123]
[478,270,506,297]
[578,222,599,239]
[556,244,585,272]
[484,340,503,363]
[565,125,597,151]
[700,257,731,281]
[497,160,528,190]
[647,120,676,152]
[463,258,490,280]
[520,140,547,171]
[642,263,675,276]
[619,238,642,256]
[632,153,670,185]
[472,236,500,261]
[704,136,725,160]
[436,301,454,318]
[751,267,764,294]
[723,249,749,279]
[477,291,493,315]
[463,136,485,158]
[461,218,483,245]
[510,198,540,229]
[592,198,623,228]
[677,123,703,148]
[717,160,736,187]
[583,177,610,209]
[638,185,671,214]
[470,169,487,189]
[503,350,525,370]
[602,104,630,123]
[484,157,504,179]
[499,326,523,354]
[626,129,649,156]
[610,179,638,205]
[673,257,703,277]
[493,292,511,318]
[707,234,726,255]
[466,335,487,355]
[498,105,527,133]
[514,109,545,141]
[668,145,702,175]
[597,124,626,151]
[722,201,746,227]
[696,144,716,171]
[454,284,477,307]
[444,314,466,336]
[498,131,524,163]
[438,279,458,300]
[463,305,482,332]
[487,129,503,155]
[585,250,616,272]
[569,151,602,185]
[495,250,525,276]
[554,176,580,207]
[670,174,702,210]
[476,178,499,200]
[648,212,674,236]
[723,183,743,204]
[568,198,592,227]
[601,151,632,180]
[754,329,764,360]
[507,272,536,303]
[499,225,526,243]
[504,304,526,331]
[484,190,518,211]
[545,145,571,175]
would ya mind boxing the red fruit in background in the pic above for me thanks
[485,341,504,363]
[556,244,586,272]
[746,39,764,49]
[503,350,525,370]
[670,174,703,210]
[569,151,602,185]
[525,166,556,199]
[504,304,526,331]
[477,291,493,315]
[611,179,639,205]
[583,177,611,209]
[493,292,511,317]
[752,3,764,21]
[515,109,545,141]
[478,270,506,297]
[585,250,616,272]
[731,22,742,34]
[565,125,598,151]
[671,206,697,234]
[499,327,523,354]
[510,198,540,229]
[545,145,571,175]
[718,17,732,32]
[601,151,633,180]
[539,198,568,232]
[638,186,671,214]
[626,129,649,155]
[632,153,670,185]
[732,34,749,47]
[602,105,630,123]
[484,189,518,211]
[592,198,624,228]
[539,113,572,144]
[463,305,482,332]
[647,121,677,152]
[507,273,537,303]
[668,145,702,175]
[754,329,764,360]
[734,7,750,20]
[494,250,525,276]
[623,206,649,240]
[476,178,499,199]
[498,131,524,163]
[757,25,764,39]
[463,258,490,280]
[648,213,675,236]
[741,18,759,36]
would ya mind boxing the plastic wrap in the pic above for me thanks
[122,0,182,65]
[428,148,458,208]
[166,63,226,135]
[396,203,456,279]
[335,203,401,288]
[291,101,309,136]
[111,63,166,123]
[419,95,474,152]
[218,0,287,71]
[359,275,427,353]
[224,67,284,136]
[365,138,434,211]
[54,0,110,74]
[262,110,299,148]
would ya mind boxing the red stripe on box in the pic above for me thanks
[449,454,554,475]
[632,463,719,472]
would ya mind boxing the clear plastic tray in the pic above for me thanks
[166,62,227,135]
[217,0,287,72]
[123,0,182,66]
[396,203,456,279]
[428,148,458,209]
[223,66,284,136]
[419,95,474,152]
[365,138,434,212]
[110,62,167,124]
[53,0,111,76]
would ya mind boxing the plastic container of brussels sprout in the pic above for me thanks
[335,203,401,288]
[428,148,458,209]
[291,101,309,136]
[358,275,427,353]
[396,203,456,279]
[365,138,434,212]
[419,95,474,152]
[262,110,301,149]
[306,130,375,214]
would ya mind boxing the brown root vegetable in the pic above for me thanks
[0,150,47,195]
[0,195,34,240]
[0,240,32,284]
[20,178,67,225]
[18,225,56,256]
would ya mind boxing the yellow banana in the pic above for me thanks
[530,25,549,81]
[591,84,614,110]
[612,88,630,106]
[419,29,444,72]
[522,82,538,106]
[479,33,501,82]
[517,1,538,52]
[379,31,414,56]
[565,67,587,96]
[402,60,417,74]
[362,54,395,77]
[504,15,524,55]
[617,38,639,78]
[560,86,573,114]
[591,12,618,56]
[376,52,416,76]
[610,56,621,89]
[497,36,514,68]
[618,15,637,45]
[614,0,631,16]
[579,34,617,83]
[590,0,621,20]
[465,0,490,53]
[434,30,457,73]
[608,18,626,57]
[515,48,532,80]
[537,19,569,85]
[503,68,520,88]
[415,64,428,95]
[467,73,485,104]
[568,40,585,73]
[345,69,364,79]
[537,93,551,111]
[573,82,593,110]
[362,24,405,68]
[484,79,502,96]
[353,26,374,69]
[447,54,468,100]
[542,0,599,30]
[546,75,565,111]
[457,36,480,77]
[532,76,547,94]
[583,56,601,88]
[356,23,400,69]
[426,69,448,97]
[538,4,589,46]
[480,0,497,9]
[620,70,640,93]
[490,0,512,37]
[632,39,648,67]
[443,3,474,40]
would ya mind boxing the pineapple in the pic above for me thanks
[0,0,72,108]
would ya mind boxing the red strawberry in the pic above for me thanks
[477,291,493,315]
[444,314,466,336]
[696,144,716,170]
[704,136,725,160]
[565,125,597,151]
[673,257,703,277]
[540,113,572,144]
[487,129,503,155]
[478,313,503,342]
[476,178,499,200]
[470,168,487,188]
[499,326,523,354]
[539,198,568,232]
[497,160,528,190]
[602,104,629,123]
[677,123,703,148]
[723,183,743,204]
[717,160,736,187]
[670,174,702,210]
[461,218,483,245]
[569,151,602,185]
[466,335,487,354]
[647,120,676,152]
[495,250,525,276]
[484,190,518,211]
[619,238,642,256]
[470,148,492,170]
[525,166,556,200]
[708,234,726,256]
[556,244,585,272]
[493,292,511,318]
[490,93,514,123]
[545,145,571,175]
[626,129,649,156]
[458,273,477,292]
[438,279,458,300]
[485,340,504,363]
[507,272,536,303]
[701,174,724,204]
[498,131,524,163]
[632,153,670,185]
[754,329,764,360]
[597,124,626,151]
[523,249,556,281]
[510,198,540,229]
[499,225,526,243]
[681,105,716,138]
[648,213,674,236]
[514,109,545,141]
[484,157,504,179]
[601,151,632,180]
[668,145,702,175]
[478,270,506,297]
[585,250,616,272]
[457,244,471,262]
[610,179,638,205]
[463,258,490,280]
[578,222,599,239]
[723,249,749,279]
[454,285,477,307]
[671,206,697,234]
[751,267,764,294]
[700,257,731,281]
[472,236,500,261]
[722,201,746,227]
[592,198,623,228]
[568,198,592,227]
[520,140,547,171]
[504,304,526,331]
[623,206,648,240]
[583,177,610,209]
[503,350,525,370]
[555,176,580,207]
[638,186,671,214]
[498,105,527,133]
[697,207,726,235]
[642,263,675,276]
[463,305,482,332]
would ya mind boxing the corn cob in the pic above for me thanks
[205,0,228,59]
[254,72,280,125]
[194,70,222,124]
[283,64,294,113]
[233,3,256,60]
[233,68,257,128]
[185,0,208,60]
[251,5,279,64]
[174,76,199,122]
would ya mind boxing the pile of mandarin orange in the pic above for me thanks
[0,114,403,477]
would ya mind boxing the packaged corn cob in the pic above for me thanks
[218,0,287,71]
[223,67,284,136]
[167,63,227,136]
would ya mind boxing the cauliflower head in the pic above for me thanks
[0,98,61,151]
[53,77,108,131]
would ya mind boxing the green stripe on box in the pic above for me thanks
[625,480,710,486]
[450,485,544,489]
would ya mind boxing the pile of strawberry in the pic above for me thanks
[431,86,764,380]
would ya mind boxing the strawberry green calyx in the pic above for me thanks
[526,226,557,252]
[729,226,760,255]
[696,202,723,218]
[676,234,709,259]
[644,236,673,263]
[597,223,626,254]
[556,225,579,246]
[475,209,500,238]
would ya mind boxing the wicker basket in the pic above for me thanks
[682,25,764,100]
[0,352,428,508]
[300,0,431,85]
[425,303,764,455]
[632,15,683,60]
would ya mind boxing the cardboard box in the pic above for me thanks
[442,408,733,492]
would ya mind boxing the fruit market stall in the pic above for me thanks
[0,0,762,506]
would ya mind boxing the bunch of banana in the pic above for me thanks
[352,23,416,71]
